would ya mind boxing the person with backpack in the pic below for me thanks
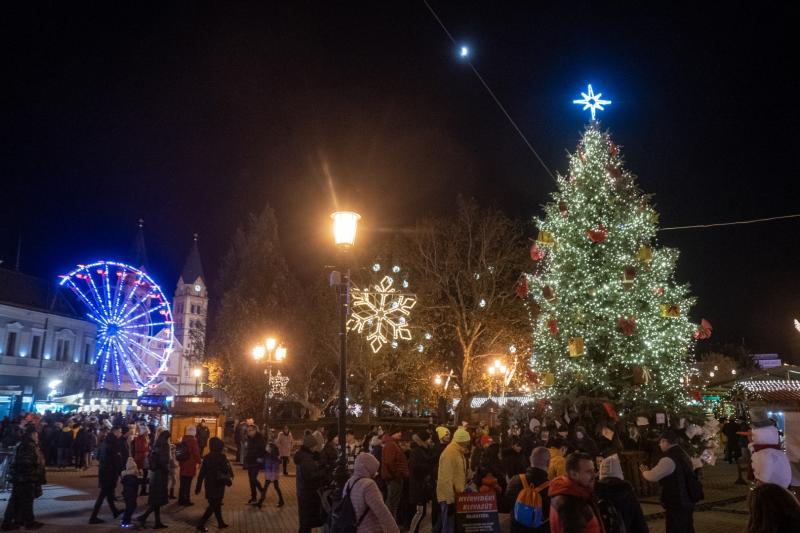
[640,429,702,533]
[137,429,170,529]
[549,452,604,533]
[89,425,122,524]
[505,446,551,533]
[596,455,648,533]
[195,437,232,531]
[345,452,400,533]
[177,425,202,506]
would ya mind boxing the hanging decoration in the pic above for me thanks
[543,372,555,386]
[546,318,559,335]
[558,201,568,217]
[608,141,619,158]
[660,304,681,318]
[349,275,417,353]
[603,402,619,420]
[633,365,652,385]
[587,224,608,243]
[618,316,637,336]
[607,164,622,179]
[694,318,713,340]
[568,337,585,357]
[542,286,556,302]
[530,242,545,261]
[653,286,664,297]
[536,231,555,247]
[622,266,637,288]
[515,278,529,299]
[636,245,653,263]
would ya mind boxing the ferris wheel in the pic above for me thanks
[59,260,174,389]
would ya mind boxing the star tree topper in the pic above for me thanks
[349,275,417,353]
[573,84,611,121]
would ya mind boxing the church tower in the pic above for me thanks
[173,234,208,360]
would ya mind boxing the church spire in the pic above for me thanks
[130,218,149,270]
[180,233,205,284]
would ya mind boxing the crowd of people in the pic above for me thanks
[3,410,800,532]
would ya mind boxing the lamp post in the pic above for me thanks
[330,210,360,489]
[252,338,287,436]
[192,367,202,395]
[486,359,508,398]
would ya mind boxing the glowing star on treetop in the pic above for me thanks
[573,84,611,121]
[348,275,417,353]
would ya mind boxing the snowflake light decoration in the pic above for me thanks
[268,370,290,398]
[349,275,417,353]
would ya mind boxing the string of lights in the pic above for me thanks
[422,0,555,181]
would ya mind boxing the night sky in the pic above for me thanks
[2,2,798,359]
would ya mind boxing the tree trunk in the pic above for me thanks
[456,392,474,425]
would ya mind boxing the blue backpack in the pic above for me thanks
[513,476,549,528]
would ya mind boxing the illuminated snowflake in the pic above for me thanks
[268,370,290,398]
[349,275,417,353]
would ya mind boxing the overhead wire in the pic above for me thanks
[422,0,556,181]
[660,213,800,231]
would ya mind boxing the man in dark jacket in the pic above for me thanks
[596,455,648,533]
[195,437,232,531]
[196,420,210,456]
[505,446,551,533]
[1,427,46,531]
[243,425,266,504]
[640,430,698,533]
[721,418,741,463]
[408,430,435,533]
[503,437,528,478]
[89,426,122,524]
[72,423,89,469]
[294,435,326,533]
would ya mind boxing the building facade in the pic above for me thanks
[0,268,96,416]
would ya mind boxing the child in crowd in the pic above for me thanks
[120,457,142,528]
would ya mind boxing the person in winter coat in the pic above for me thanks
[137,429,171,529]
[571,427,599,458]
[408,430,435,533]
[549,452,604,533]
[381,429,410,520]
[178,425,203,506]
[118,426,131,475]
[196,420,210,456]
[120,457,143,527]
[257,442,284,508]
[505,447,551,533]
[72,423,89,469]
[596,455,648,533]
[547,438,569,481]
[347,452,400,533]
[243,425,267,504]
[503,437,528,478]
[89,426,122,524]
[320,430,339,478]
[436,428,470,533]
[346,429,362,474]
[294,434,327,533]
[1,428,46,531]
[195,437,232,532]
[275,426,294,475]
[474,442,508,496]
[57,423,73,468]
[133,425,150,496]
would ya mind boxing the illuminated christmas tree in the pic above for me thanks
[525,123,697,414]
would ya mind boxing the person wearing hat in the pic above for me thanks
[408,430,435,533]
[596,454,648,533]
[347,453,400,533]
[640,429,698,533]
[178,425,202,506]
[120,457,143,527]
[435,427,470,533]
[381,427,410,520]
[294,434,326,533]
[195,437,233,531]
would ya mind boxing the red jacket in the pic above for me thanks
[179,435,202,477]
[132,435,150,469]
[548,476,605,533]
[380,435,409,481]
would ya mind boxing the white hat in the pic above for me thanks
[752,448,792,488]
[185,425,196,436]
[599,455,624,480]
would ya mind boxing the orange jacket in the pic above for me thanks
[548,476,605,533]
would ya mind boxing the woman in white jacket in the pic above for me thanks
[347,453,399,533]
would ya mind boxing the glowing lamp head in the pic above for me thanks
[488,366,496,375]
[434,375,442,386]
[265,337,277,351]
[494,359,501,368]
[252,345,266,360]
[193,367,202,378]
[459,45,469,58]
[331,211,361,248]
[275,346,287,361]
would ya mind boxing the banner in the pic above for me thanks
[455,492,500,533]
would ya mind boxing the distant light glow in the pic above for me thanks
[460,46,469,58]
[573,84,611,121]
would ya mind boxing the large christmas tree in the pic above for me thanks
[526,124,697,414]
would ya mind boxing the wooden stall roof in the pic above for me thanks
[170,395,224,416]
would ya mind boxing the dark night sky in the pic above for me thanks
[2,2,798,359]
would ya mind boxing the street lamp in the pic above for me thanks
[252,338,287,435]
[486,359,508,397]
[192,367,202,395]
[330,210,360,490]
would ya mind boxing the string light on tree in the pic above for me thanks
[573,84,611,121]
[348,274,417,353]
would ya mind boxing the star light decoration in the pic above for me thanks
[573,84,611,121]
[349,274,417,353]
[268,370,290,398]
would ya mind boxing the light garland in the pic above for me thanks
[741,379,800,393]
[268,370,290,398]
[348,273,417,353]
